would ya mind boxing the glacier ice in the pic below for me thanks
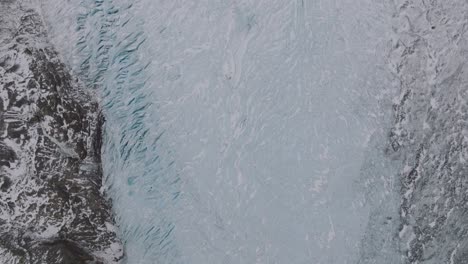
[38,0,404,263]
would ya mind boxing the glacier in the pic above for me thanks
[31,0,468,263]
[37,0,401,263]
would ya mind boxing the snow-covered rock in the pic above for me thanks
[0,1,123,263]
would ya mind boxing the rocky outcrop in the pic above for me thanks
[388,1,468,263]
[0,1,123,263]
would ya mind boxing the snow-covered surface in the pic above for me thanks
[37,0,468,263]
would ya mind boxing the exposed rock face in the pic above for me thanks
[0,1,123,263]
[389,0,468,263]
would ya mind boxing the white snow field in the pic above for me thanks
[39,0,403,263]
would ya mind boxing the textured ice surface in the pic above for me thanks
[38,0,403,263]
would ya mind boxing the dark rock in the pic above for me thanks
[0,1,123,263]
[386,1,468,263]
